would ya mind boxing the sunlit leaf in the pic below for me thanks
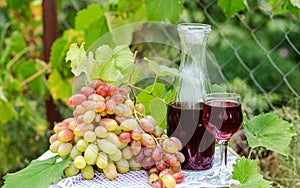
[75,4,109,48]
[0,89,18,125]
[48,70,72,102]
[231,157,272,188]
[3,156,71,188]
[136,83,165,114]
[149,98,167,127]
[145,58,178,77]
[243,113,296,156]
[145,0,184,22]
[218,0,246,19]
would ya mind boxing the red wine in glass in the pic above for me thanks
[202,100,243,142]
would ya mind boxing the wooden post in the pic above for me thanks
[42,0,61,129]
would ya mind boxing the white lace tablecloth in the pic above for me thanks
[39,147,236,188]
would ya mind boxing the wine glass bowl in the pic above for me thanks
[203,95,243,142]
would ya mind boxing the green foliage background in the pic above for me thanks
[0,0,299,187]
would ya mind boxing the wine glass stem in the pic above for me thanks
[219,140,228,182]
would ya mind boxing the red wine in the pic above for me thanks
[167,102,215,170]
[202,100,243,142]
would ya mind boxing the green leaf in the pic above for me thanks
[3,156,71,188]
[7,0,27,10]
[218,0,246,19]
[75,4,109,48]
[0,89,18,125]
[94,45,135,84]
[48,70,72,102]
[149,98,167,128]
[145,58,178,77]
[136,83,165,115]
[145,0,184,22]
[291,0,300,8]
[65,43,89,77]
[50,29,81,73]
[231,157,272,188]
[243,113,296,156]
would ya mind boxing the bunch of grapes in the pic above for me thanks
[49,79,185,188]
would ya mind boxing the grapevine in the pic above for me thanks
[49,79,185,188]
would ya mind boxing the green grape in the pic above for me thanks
[84,144,98,165]
[140,118,155,134]
[103,161,118,180]
[134,103,145,117]
[81,101,96,111]
[83,110,96,124]
[129,158,142,171]
[74,123,94,137]
[124,99,134,113]
[58,142,73,157]
[170,137,183,151]
[81,165,94,180]
[97,139,118,155]
[161,174,176,188]
[49,134,58,144]
[94,126,108,138]
[162,139,179,154]
[95,114,101,122]
[114,125,122,135]
[106,132,127,149]
[122,146,133,160]
[108,149,122,161]
[148,173,159,186]
[100,118,118,132]
[70,146,81,160]
[120,119,138,131]
[49,140,62,153]
[84,131,96,143]
[88,93,105,102]
[76,139,88,152]
[74,155,86,169]
[115,157,129,174]
[65,162,79,177]
[96,152,108,169]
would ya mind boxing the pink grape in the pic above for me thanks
[155,160,166,171]
[111,94,125,104]
[89,79,104,89]
[119,87,128,96]
[142,157,155,169]
[106,99,116,115]
[49,134,58,144]
[80,86,95,97]
[53,122,68,134]
[141,133,155,147]
[81,101,96,111]
[130,140,141,156]
[173,172,185,183]
[152,146,163,161]
[95,101,106,112]
[134,149,145,162]
[131,126,143,140]
[109,85,119,95]
[68,94,86,106]
[119,132,131,143]
[140,118,155,134]
[58,129,74,142]
[96,85,110,97]
[143,147,153,157]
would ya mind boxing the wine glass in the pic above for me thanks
[202,92,243,186]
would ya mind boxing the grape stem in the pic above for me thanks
[247,147,253,159]
[227,146,240,159]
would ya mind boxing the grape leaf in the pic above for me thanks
[145,0,184,22]
[231,157,272,188]
[149,98,167,128]
[218,0,246,19]
[48,70,72,102]
[94,44,135,84]
[145,58,178,77]
[0,89,18,125]
[243,113,296,156]
[136,83,166,115]
[75,4,109,48]
[3,156,71,188]
[291,0,300,8]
